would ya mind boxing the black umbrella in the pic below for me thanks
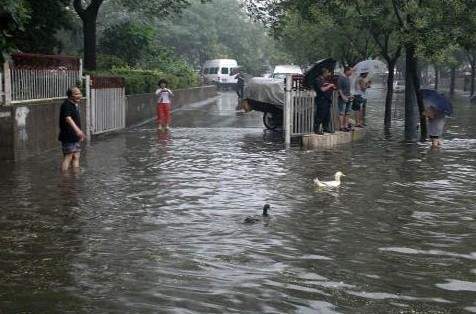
[303,58,337,88]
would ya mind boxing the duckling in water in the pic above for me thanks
[244,204,270,224]
[314,171,345,188]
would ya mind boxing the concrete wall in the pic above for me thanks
[0,106,14,160]
[126,85,217,127]
[302,128,366,150]
[0,99,86,161]
[0,85,217,161]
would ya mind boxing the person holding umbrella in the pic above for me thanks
[304,59,337,134]
[421,89,453,148]
[312,67,336,134]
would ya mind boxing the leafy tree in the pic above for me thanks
[346,1,403,128]
[248,0,475,141]
[12,0,71,54]
[389,0,469,141]
[465,50,476,96]
[273,7,376,66]
[154,0,287,75]
[458,2,476,96]
[73,0,207,70]
[249,1,398,125]
[0,0,29,61]
[99,21,155,66]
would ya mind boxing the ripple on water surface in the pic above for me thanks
[1,94,476,312]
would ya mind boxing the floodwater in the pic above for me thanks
[0,88,475,313]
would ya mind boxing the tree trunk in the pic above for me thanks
[73,0,102,71]
[434,66,439,90]
[404,48,418,142]
[471,60,475,97]
[408,52,427,142]
[384,60,396,128]
[82,15,97,70]
[449,66,456,96]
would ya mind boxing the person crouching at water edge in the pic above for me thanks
[425,106,447,148]
[58,87,85,172]
[155,79,174,131]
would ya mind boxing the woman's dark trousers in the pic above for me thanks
[314,99,331,133]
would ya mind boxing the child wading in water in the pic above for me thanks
[155,79,174,130]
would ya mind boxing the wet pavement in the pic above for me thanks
[0,89,475,313]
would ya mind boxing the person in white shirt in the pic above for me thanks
[352,72,371,127]
[155,79,174,130]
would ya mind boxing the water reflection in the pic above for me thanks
[0,160,84,312]
[0,92,475,312]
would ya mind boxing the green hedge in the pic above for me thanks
[88,66,200,95]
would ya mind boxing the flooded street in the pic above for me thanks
[1,88,475,313]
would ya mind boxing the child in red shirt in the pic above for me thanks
[155,79,174,130]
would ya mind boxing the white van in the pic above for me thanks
[202,59,239,88]
[272,65,303,80]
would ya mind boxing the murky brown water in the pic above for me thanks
[1,89,475,313]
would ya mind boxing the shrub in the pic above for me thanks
[87,66,199,95]
[96,54,128,70]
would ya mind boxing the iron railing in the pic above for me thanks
[2,53,82,105]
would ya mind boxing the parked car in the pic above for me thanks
[272,65,303,80]
[394,80,405,93]
[201,59,239,89]
[242,61,328,130]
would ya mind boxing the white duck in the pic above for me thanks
[314,171,345,188]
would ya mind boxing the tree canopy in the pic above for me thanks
[73,0,210,69]
[153,0,289,74]
[246,0,476,140]
[13,0,71,54]
[0,0,29,60]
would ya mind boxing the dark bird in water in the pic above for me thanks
[244,204,270,224]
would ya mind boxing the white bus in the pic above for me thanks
[202,59,239,88]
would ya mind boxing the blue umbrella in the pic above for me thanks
[420,89,453,115]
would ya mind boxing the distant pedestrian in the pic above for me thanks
[313,67,336,134]
[426,106,447,148]
[352,72,371,128]
[59,87,85,172]
[337,66,353,131]
[236,71,245,100]
[155,79,174,131]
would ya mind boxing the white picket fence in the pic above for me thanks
[1,53,82,104]
[288,89,316,136]
[283,74,340,147]
[89,76,126,135]
[0,54,126,139]
[10,68,80,102]
[284,75,316,146]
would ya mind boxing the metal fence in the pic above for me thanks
[289,89,316,136]
[89,76,126,135]
[284,74,340,147]
[284,75,316,146]
[2,53,82,104]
